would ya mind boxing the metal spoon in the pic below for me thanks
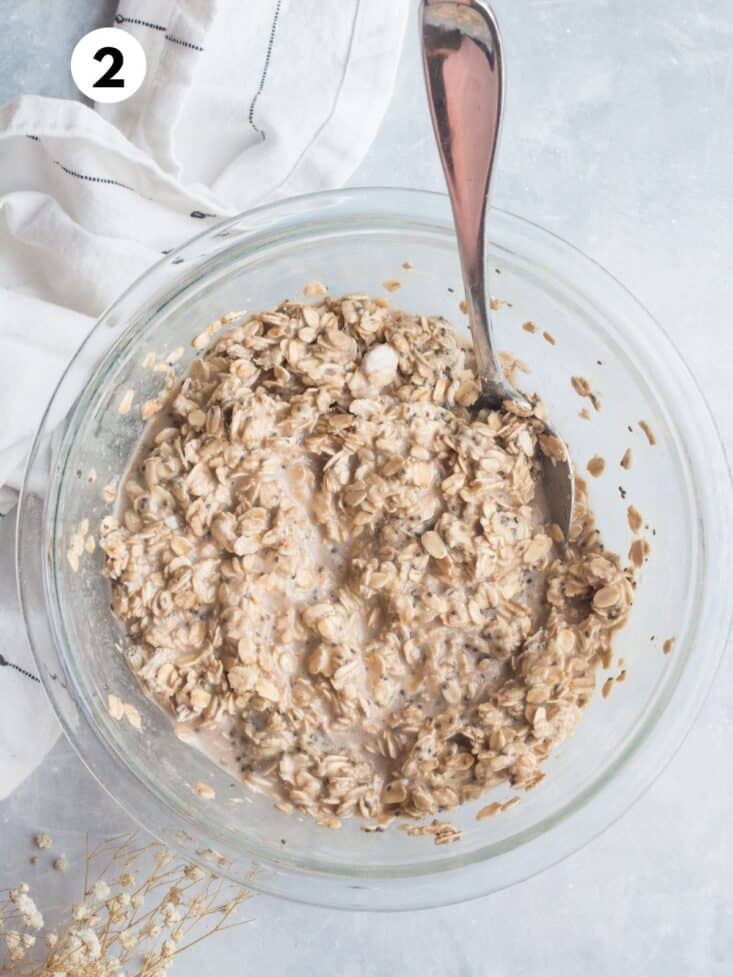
[420,0,575,538]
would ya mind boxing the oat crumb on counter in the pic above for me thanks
[542,330,556,345]
[194,782,216,800]
[571,375,601,411]
[620,448,633,470]
[382,279,401,293]
[628,538,650,569]
[663,637,676,655]
[522,321,537,334]
[639,420,657,445]
[586,455,605,478]
[627,505,643,533]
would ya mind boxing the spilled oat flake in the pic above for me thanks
[628,538,650,569]
[107,694,141,729]
[639,420,657,446]
[476,796,520,821]
[102,477,118,504]
[570,375,601,411]
[117,388,134,416]
[66,519,91,572]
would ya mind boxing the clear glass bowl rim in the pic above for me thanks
[16,186,733,911]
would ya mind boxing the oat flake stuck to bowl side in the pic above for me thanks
[100,292,636,844]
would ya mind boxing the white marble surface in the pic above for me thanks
[2,1,732,974]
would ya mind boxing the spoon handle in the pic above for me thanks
[420,0,506,395]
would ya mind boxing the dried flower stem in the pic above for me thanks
[1,833,252,977]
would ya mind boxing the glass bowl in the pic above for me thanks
[17,188,732,911]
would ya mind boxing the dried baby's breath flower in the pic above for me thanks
[10,890,44,930]
[0,833,252,976]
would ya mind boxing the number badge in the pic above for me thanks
[71,27,147,103]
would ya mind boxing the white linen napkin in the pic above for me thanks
[0,0,408,799]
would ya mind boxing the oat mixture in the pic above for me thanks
[100,293,633,836]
